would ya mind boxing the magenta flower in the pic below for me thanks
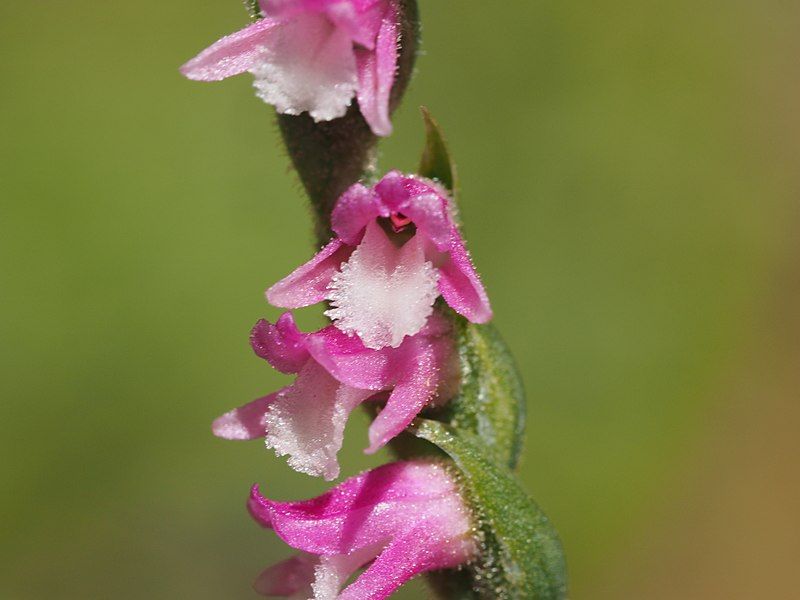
[267,170,492,350]
[212,312,457,480]
[247,461,476,599]
[180,0,400,136]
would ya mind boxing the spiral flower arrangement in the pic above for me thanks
[182,1,566,598]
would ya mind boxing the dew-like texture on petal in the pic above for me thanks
[366,338,442,453]
[248,461,462,549]
[265,0,388,49]
[180,18,280,81]
[437,225,493,323]
[251,12,358,122]
[250,313,309,373]
[213,314,453,475]
[268,171,491,326]
[183,1,394,131]
[325,221,439,349]
[248,461,476,599]
[355,2,398,137]
[264,361,372,480]
[310,545,382,600]
[267,238,352,308]
[374,171,454,251]
[330,183,386,245]
[253,553,317,597]
[338,525,475,600]
[212,391,283,440]
[266,0,340,16]
[307,313,456,438]
[416,310,454,339]
[305,325,394,390]
[325,0,386,50]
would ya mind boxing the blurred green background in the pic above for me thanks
[2,1,798,598]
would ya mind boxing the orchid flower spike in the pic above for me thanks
[248,461,476,599]
[212,312,457,480]
[267,170,492,350]
[180,0,400,136]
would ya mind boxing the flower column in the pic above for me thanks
[182,1,566,598]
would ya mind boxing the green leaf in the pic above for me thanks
[431,317,527,471]
[419,107,459,199]
[413,420,568,600]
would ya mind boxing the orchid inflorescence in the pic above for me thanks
[182,1,566,598]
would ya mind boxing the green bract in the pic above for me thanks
[414,420,567,600]
[417,113,567,599]
[420,107,459,199]
[436,318,527,470]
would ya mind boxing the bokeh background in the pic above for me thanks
[2,1,798,598]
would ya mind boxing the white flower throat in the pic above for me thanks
[325,220,439,349]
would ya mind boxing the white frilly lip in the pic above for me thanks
[324,221,440,350]
[251,12,358,122]
[264,361,372,481]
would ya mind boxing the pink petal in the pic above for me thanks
[265,0,388,47]
[330,183,387,245]
[253,553,317,597]
[339,524,475,600]
[253,547,386,599]
[248,462,475,598]
[247,462,457,553]
[308,544,383,599]
[267,238,352,308]
[437,226,493,323]
[212,391,284,440]
[325,221,439,349]
[264,0,325,16]
[366,338,440,453]
[327,1,388,49]
[250,313,309,374]
[374,171,454,251]
[343,0,389,48]
[180,18,280,81]
[355,2,398,136]
[263,362,372,480]
[417,310,453,338]
[305,325,395,390]
[264,0,349,19]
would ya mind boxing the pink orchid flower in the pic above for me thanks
[247,461,476,599]
[267,170,492,350]
[181,0,400,136]
[212,312,457,480]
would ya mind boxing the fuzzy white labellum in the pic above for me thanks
[251,12,358,121]
[325,221,440,349]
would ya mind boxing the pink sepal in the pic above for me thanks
[180,18,280,81]
[250,312,309,374]
[330,183,387,245]
[252,553,316,596]
[247,461,476,599]
[212,391,283,440]
[437,226,493,323]
[267,238,352,308]
[355,2,399,137]
[374,171,454,251]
